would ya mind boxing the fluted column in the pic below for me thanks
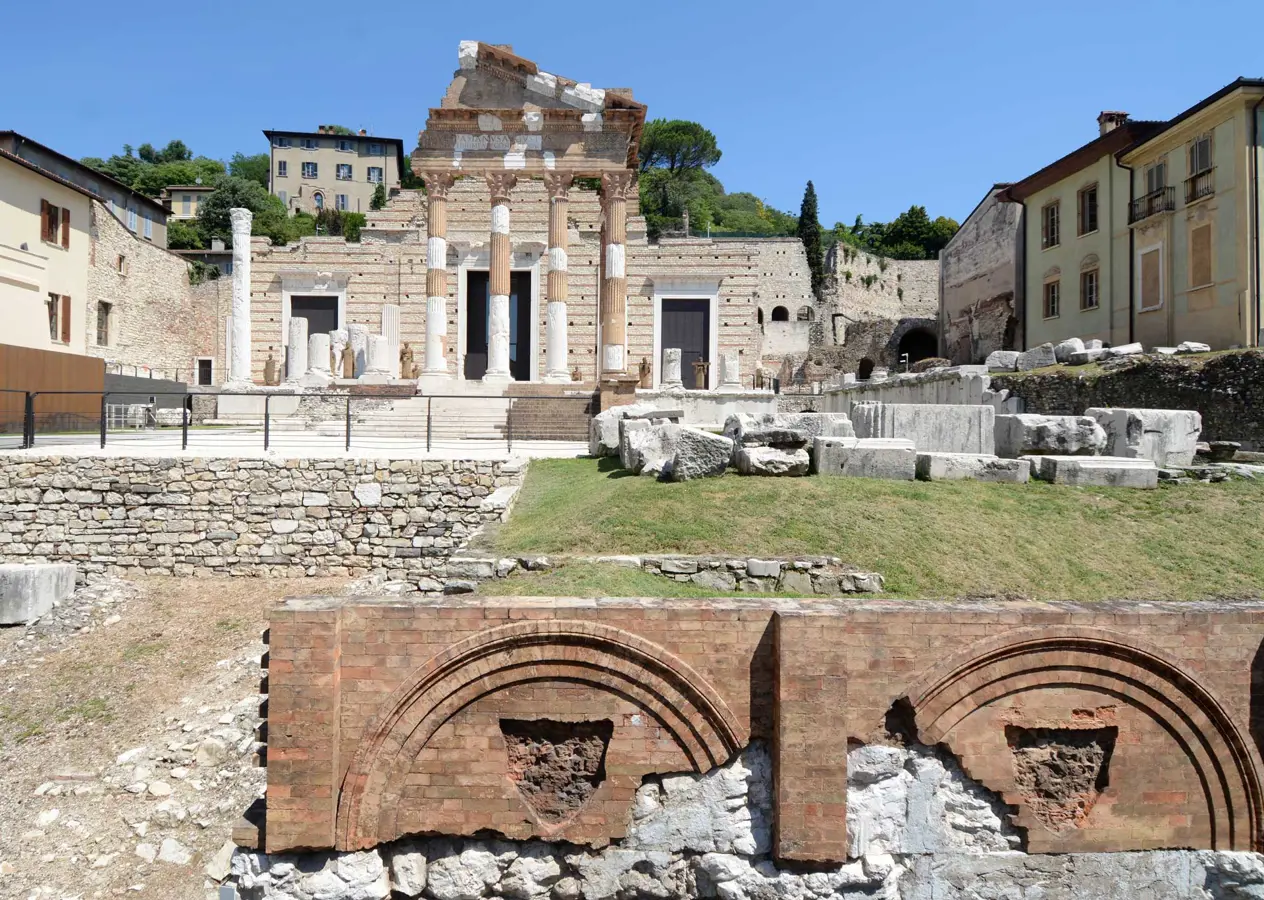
[228,208,253,384]
[543,172,573,382]
[422,172,454,376]
[485,173,517,381]
[600,171,635,375]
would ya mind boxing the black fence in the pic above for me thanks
[0,390,596,454]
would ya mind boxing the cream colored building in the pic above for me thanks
[264,127,404,215]
[1119,79,1264,349]
[160,184,215,220]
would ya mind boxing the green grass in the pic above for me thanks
[491,458,1264,601]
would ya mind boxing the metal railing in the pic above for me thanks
[1130,186,1176,224]
[1185,168,1215,204]
[0,389,596,455]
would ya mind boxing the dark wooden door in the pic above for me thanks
[661,299,710,389]
[290,296,339,336]
[465,271,489,380]
[509,270,531,382]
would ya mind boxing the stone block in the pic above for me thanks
[1085,408,1202,467]
[1178,341,1211,353]
[1067,348,1108,365]
[0,563,76,625]
[1105,342,1143,358]
[589,403,660,457]
[735,446,810,476]
[669,427,733,481]
[1053,337,1085,363]
[812,437,917,481]
[622,423,678,478]
[994,414,1107,458]
[618,419,651,470]
[915,453,1030,484]
[776,412,855,441]
[1024,455,1159,489]
[1084,339,1104,350]
[1015,342,1057,371]
[985,350,1018,372]
[746,559,781,578]
[851,402,994,454]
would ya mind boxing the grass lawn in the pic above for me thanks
[490,457,1264,601]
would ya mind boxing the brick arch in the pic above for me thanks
[335,620,745,850]
[901,627,1264,851]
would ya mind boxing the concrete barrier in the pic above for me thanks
[0,563,76,625]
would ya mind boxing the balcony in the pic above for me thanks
[1130,186,1175,224]
[1185,168,1215,204]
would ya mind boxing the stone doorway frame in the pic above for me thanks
[651,279,720,390]
[278,272,349,356]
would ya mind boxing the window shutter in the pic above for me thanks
[61,296,71,343]
[41,200,49,242]
[61,208,70,249]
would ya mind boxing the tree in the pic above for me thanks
[196,176,274,246]
[329,125,354,135]
[798,181,824,297]
[370,182,387,210]
[82,141,223,197]
[229,153,270,189]
[638,119,722,173]
[167,219,203,250]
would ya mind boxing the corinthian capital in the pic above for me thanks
[600,170,637,201]
[485,173,518,205]
[421,172,456,199]
[542,172,575,200]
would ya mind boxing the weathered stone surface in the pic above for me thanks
[589,403,660,457]
[985,350,1019,372]
[813,437,917,480]
[735,446,810,476]
[851,402,994,454]
[1016,342,1057,370]
[669,428,733,481]
[1025,455,1159,488]
[0,563,76,625]
[1053,337,1085,363]
[502,719,611,824]
[1105,341,1144,358]
[776,412,855,441]
[1178,341,1212,353]
[994,414,1107,457]
[1086,407,1202,467]
[1067,348,1108,365]
[915,453,1030,483]
[621,422,678,477]
[387,843,427,897]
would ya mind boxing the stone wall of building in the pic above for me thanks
[0,454,521,588]
[939,188,1022,365]
[825,244,940,326]
[993,351,1264,447]
[86,200,219,380]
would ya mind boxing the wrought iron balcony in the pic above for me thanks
[1185,168,1215,204]
[1130,186,1175,224]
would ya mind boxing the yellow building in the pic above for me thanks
[264,126,405,215]
[160,184,215,220]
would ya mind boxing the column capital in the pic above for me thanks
[600,170,637,201]
[485,173,518,205]
[543,172,575,200]
[421,172,456,199]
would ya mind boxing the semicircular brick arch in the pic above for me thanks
[901,627,1263,852]
[335,620,745,850]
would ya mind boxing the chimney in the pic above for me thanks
[1098,111,1129,136]
[359,129,367,136]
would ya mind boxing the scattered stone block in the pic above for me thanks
[1084,339,1105,351]
[1178,341,1212,353]
[1206,441,1240,462]
[1024,455,1159,488]
[994,415,1107,458]
[622,423,678,478]
[735,446,810,476]
[1053,337,1085,363]
[1067,348,1108,365]
[1015,343,1057,371]
[1086,408,1202,467]
[746,559,781,578]
[1104,342,1143,358]
[985,350,1019,372]
[0,563,76,626]
[669,428,733,481]
[813,437,917,481]
[589,403,660,457]
[851,402,994,454]
[777,412,855,440]
[915,453,1031,484]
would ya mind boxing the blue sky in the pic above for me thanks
[4,0,1262,226]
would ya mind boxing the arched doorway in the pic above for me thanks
[897,328,937,365]
[796,306,814,322]
[858,358,875,380]
[771,306,789,322]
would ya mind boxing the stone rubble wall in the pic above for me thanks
[824,245,940,327]
[0,455,522,588]
[227,741,1264,900]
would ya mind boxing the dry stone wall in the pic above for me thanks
[0,454,521,588]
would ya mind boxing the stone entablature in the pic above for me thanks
[265,595,1264,862]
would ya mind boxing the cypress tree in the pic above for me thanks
[798,181,824,297]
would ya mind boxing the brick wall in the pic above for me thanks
[0,454,520,585]
[266,596,1264,861]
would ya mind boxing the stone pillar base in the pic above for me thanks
[415,373,453,395]
[542,372,573,385]
[481,373,512,387]
[598,375,641,412]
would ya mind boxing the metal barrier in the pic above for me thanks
[2,390,596,455]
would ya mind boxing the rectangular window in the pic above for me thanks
[337,139,355,152]
[181,194,191,215]
[128,207,137,231]
[278,190,288,207]
[302,161,318,179]
[277,160,287,177]
[1191,224,1213,287]
[336,163,352,181]
[143,214,152,240]
[301,138,318,150]
[47,293,60,341]
[197,358,213,386]
[1189,134,1213,175]
[1043,280,1060,319]
[274,136,292,148]
[1077,184,1098,236]
[96,301,110,346]
[41,200,62,244]
[1080,269,1099,310]
[367,166,384,184]
[367,142,383,155]
[1140,247,1162,310]
[1041,202,1060,249]
[1145,161,1167,194]
[336,194,349,211]
[117,254,127,275]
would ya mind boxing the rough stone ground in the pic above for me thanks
[0,575,347,900]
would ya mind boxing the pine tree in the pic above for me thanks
[798,181,824,297]
[370,182,387,211]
